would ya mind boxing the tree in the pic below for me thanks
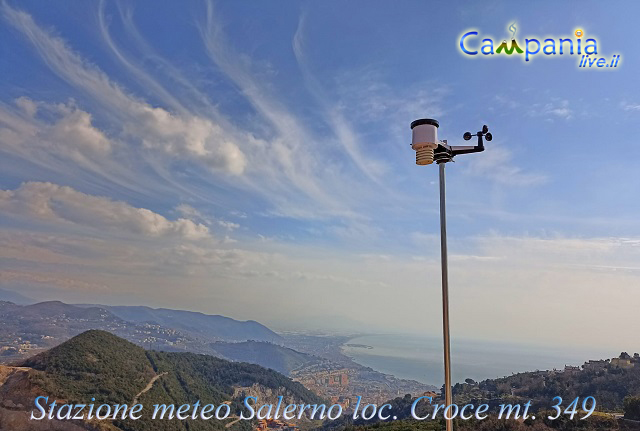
[624,396,640,420]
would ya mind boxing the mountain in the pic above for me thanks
[0,301,210,364]
[0,300,125,341]
[0,288,34,305]
[0,330,322,431]
[14,300,116,320]
[81,304,283,344]
[210,340,322,375]
[0,301,319,378]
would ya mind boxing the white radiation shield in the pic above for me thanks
[411,120,439,165]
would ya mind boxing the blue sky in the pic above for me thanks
[0,1,638,350]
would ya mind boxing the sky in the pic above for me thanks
[0,1,639,351]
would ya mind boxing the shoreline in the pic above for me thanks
[339,334,436,386]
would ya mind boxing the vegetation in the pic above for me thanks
[343,415,623,431]
[624,396,640,420]
[23,329,155,405]
[18,331,640,431]
[326,353,640,431]
[21,330,322,431]
[450,354,640,411]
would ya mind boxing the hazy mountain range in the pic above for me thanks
[0,298,322,376]
[76,304,283,344]
[0,287,436,399]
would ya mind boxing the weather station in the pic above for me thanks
[410,119,491,431]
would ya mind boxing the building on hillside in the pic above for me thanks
[611,357,634,369]
[582,359,608,371]
[296,369,349,388]
[422,391,439,399]
[255,419,298,431]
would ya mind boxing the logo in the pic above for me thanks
[459,24,621,69]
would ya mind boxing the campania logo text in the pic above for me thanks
[459,24,621,69]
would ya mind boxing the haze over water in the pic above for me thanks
[342,334,614,387]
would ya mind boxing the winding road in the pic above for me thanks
[133,372,168,404]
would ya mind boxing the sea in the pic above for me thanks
[341,334,614,387]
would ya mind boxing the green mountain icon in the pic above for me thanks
[496,39,524,55]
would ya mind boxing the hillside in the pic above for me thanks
[451,353,640,411]
[82,305,283,344]
[339,415,626,431]
[16,301,117,321]
[210,340,321,375]
[1,330,322,431]
[23,330,156,405]
[0,301,197,362]
[322,354,640,431]
[0,300,126,350]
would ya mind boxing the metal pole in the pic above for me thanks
[438,162,453,431]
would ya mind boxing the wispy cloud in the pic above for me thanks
[494,93,573,121]
[292,14,389,183]
[2,2,247,177]
[195,2,411,222]
[620,101,640,112]
[333,68,447,140]
[463,143,547,186]
[528,99,572,120]
[542,99,572,119]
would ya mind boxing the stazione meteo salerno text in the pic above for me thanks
[31,395,598,422]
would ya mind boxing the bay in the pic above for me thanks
[342,334,614,386]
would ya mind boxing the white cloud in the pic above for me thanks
[0,182,210,240]
[50,105,111,155]
[543,99,572,119]
[621,102,640,112]
[175,204,211,224]
[124,103,247,175]
[3,2,401,224]
[218,220,240,231]
[0,98,111,160]
[528,99,572,120]
[197,3,409,221]
[2,3,247,176]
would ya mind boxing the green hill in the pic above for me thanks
[19,330,322,431]
[24,329,154,406]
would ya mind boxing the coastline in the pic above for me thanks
[339,334,441,386]
[339,334,618,387]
